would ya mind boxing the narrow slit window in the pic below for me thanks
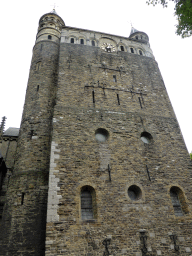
[117,94,120,105]
[113,75,117,82]
[40,44,43,51]
[120,45,124,51]
[136,36,138,40]
[71,38,74,44]
[80,39,84,45]
[130,48,134,53]
[92,40,95,46]
[37,85,39,92]
[21,193,25,205]
[92,91,95,103]
[48,35,52,40]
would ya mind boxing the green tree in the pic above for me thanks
[146,0,192,38]
[190,153,192,160]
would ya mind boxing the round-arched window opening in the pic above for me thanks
[95,128,109,142]
[140,132,153,144]
[128,185,142,201]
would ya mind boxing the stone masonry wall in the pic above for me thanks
[0,39,60,256]
[45,43,192,255]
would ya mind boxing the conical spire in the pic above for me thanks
[130,27,139,36]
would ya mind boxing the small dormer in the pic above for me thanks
[129,27,149,44]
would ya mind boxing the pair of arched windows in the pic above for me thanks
[70,38,96,46]
[81,186,96,220]
[70,38,84,44]
[130,47,143,55]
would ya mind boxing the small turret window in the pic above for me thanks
[130,47,134,53]
[80,39,84,45]
[139,50,143,55]
[71,38,74,44]
[136,36,138,40]
[92,40,95,46]
[120,46,124,51]
[48,35,52,40]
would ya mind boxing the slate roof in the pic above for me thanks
[129,27,139,36]
[4,127,19,137]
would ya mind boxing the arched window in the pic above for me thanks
[130,47,134,53]
[80,38,84,45]
[139,50,143,55]
[92,40,95,46]
[81,186,96,220]
[70,38,74,44]
[170,186,188,216]
[120,45,124,51]
[48,35,52,40]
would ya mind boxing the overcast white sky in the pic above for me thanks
[1,0,192,153]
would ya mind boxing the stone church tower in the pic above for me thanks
[0,9,192,256]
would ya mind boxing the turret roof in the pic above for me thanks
[50,9,58,15]
[130,27,139,36]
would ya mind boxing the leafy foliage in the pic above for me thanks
[190,153,192,160]
[146,0,192,38]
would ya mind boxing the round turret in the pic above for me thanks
[36,9,65,44]
[129,27,149,44]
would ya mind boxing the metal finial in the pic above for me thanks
[51,3,59,11]
[127,20,133,27]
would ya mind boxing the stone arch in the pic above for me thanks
[137,48,145,56]
[170,186,189,216]
[129,46,135,54]
[118,43,126,52]
[68,34,78,44]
